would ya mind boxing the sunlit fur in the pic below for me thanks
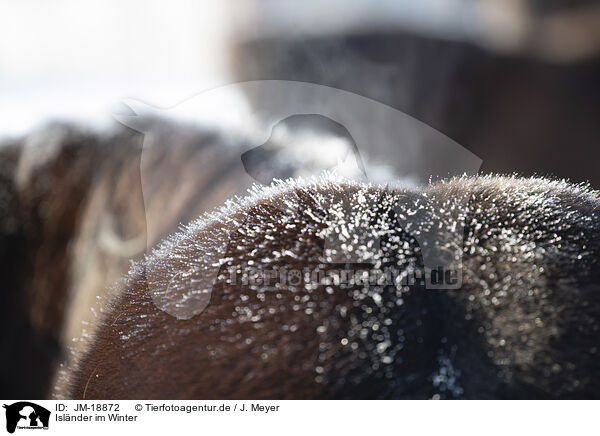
[58,174,600,399]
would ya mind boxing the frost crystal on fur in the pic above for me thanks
[64,174,600,399]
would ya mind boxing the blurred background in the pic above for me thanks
[1,0,599,399]
[1,0,599,185]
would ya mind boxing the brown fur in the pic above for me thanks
[65,176,600,399]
